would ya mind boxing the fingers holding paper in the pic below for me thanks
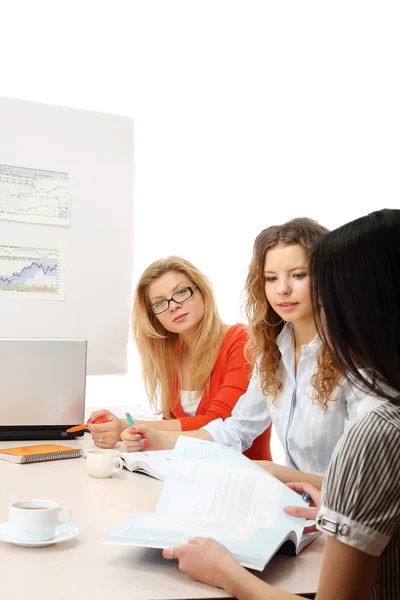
[162,538,241,589]
[121,424,159,452]
[283,482,321,533]
[285,481,321,508]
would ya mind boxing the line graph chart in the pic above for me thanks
[0,164,71,226]
[0,245,63,301]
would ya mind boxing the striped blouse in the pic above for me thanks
[203,323,382,475]
[318,401,400,599]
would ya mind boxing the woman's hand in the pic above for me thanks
[121,424,160,451]
[162,538,242,589]
[87,409,122,448]
[283,482,321,533]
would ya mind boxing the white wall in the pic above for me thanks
[2,1,400,461]
[0,97,134,375]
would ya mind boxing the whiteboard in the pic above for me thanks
[0,96,134,375]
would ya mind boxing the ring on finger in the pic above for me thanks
[170,548,175,559]
[99,437,103,443]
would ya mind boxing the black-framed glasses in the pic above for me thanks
[150,285,197,315]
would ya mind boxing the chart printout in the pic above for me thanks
[0,164,71,226]
[0,245,64,301]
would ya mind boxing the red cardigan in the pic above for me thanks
[169,323,272,461]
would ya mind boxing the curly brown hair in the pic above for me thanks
[244,217,342,410]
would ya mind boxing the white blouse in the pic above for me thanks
[203,323,382,475]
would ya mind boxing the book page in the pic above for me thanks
[157,437,306,540]
[120,450,173,480]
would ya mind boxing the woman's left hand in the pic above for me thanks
[162,537,241,589]
[121,424,159,451]
[283,482,321,533]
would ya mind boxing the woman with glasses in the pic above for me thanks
[162,208,400,600]
[88,256,272,460]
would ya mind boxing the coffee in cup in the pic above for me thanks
[9,500,72,542]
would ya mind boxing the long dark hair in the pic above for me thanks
[310,208,400,405]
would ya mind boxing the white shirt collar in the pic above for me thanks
[276,322,321,359]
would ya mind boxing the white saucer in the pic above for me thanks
[0,522,79,547]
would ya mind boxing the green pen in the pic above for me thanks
[125,411,135,427]
[125,411,143,444]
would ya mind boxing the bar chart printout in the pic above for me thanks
[0,245,64,301]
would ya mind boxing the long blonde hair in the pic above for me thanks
[244,217,342,410]
[132,256,225,415]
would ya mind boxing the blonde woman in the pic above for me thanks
[88,256,272,461]
[124,219,379,489]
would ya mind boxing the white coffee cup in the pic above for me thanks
[9,499,72,542]
[86,449,123,479]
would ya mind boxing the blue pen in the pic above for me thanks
[302,492,311,503]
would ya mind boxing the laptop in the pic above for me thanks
[0,338,87,441]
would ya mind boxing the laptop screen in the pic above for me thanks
[0,339,86,427]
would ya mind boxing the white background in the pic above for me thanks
[1,1,400,461]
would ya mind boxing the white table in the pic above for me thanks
[0,432,323,600]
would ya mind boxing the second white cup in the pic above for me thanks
[86,449,123,478]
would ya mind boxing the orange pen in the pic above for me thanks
[65,415,110,433]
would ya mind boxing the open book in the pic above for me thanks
[106,437,319,571]
[120,450,173,481]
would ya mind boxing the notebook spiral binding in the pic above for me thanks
[24,449,84,463]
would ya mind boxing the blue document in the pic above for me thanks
[106,437,317,571]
